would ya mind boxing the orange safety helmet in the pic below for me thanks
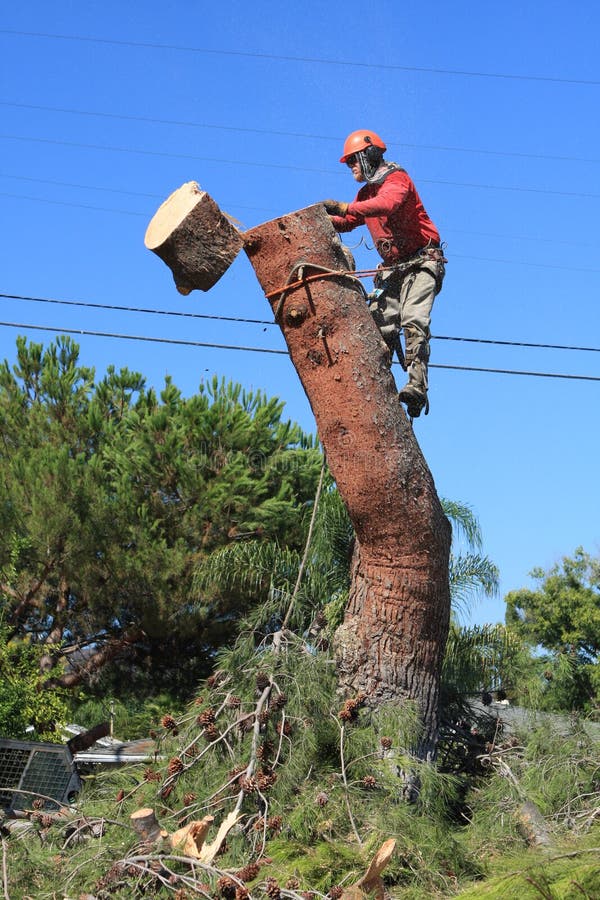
[340,129,387,163]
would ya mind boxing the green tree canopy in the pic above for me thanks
[0,336,322,705]
[504,548,600,711]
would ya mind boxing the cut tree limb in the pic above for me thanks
[130,807,222,859]
[130,807,164,843]
[168,815,215,858]
[341,838,396,900]
[145,181,243,294]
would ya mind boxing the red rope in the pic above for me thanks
[264,267,382,301]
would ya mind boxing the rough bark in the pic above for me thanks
[243,204,452,759]
[144,181,243,294]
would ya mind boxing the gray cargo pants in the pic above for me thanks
[368,248,445,394]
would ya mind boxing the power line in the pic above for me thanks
[2,182,597,274]
[0,173,273,214]
[2,185,599,274]
[0,190,147,217]
[1,29,598,86]
[1,320,599,382]
[1,173,595,250]
[2,133,600,200]
[2,99,598,166]
[2,292,600,354]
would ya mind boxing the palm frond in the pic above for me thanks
[441,498,483,551]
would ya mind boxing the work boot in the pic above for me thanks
[398,383,429,418]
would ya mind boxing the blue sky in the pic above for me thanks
[1,1,599,626]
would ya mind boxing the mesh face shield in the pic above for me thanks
[357,145,384,181]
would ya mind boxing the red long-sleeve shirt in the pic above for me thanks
[330,167,440,264]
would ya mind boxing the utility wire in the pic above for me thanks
[1,29,598,86]
[2,292,600,354]
[0,173,273,214]
[0,174,596,250]
[1,320,599,382]
[2,99,598,165]
[2,179,598,275]
[2,133,600,199]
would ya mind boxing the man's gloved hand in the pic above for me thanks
[323,199,349,216]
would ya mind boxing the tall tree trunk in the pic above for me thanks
[144,191,452,759]
[243,204,452,759]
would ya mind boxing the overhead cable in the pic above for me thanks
[1,29,598,86]
[2,99,598,165]
[1,320,599,382]
[2,134,600,199]
[2,292,599,354]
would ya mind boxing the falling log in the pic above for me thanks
[144,181,243,294]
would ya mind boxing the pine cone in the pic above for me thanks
[193,696,205,706]
[239,715,255,733]
[196,707,216,727]
[239,775,258,794]
[328,887,343,900]
[276,720,292,737]
[338,693,367,723]
[286,878,300,890]
[362,775,377,789]
[253,816,265,832]
[265,877,281,900]
[217,876,238,899]
[183,792,197,806]
[257,739,275,761]
[257,770,277,791]
[256,671,270,691]
[258,709,270,726]
[167,756,184,776]
[267,815,283,833]
[161,714,177,730]
[144,768,162,782]
[32,798,44,810]
[271,692,287,710]
[236,863,260,883]
[203,724,219,742]
[160,784,174,800]
[380,736,393,749]
[235,888,249,900]
[174,889,190,900]
[316,791,329,807]
[227,695,242,708]
[41,814,54,829]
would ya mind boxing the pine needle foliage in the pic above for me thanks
[3,621,599,898]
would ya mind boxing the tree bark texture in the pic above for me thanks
[243,204,452,759]
[145,182,243,294]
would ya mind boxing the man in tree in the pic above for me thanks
[323,129,446,418]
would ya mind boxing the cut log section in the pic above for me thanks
[145,181,243,294]
[130,807,165,843]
